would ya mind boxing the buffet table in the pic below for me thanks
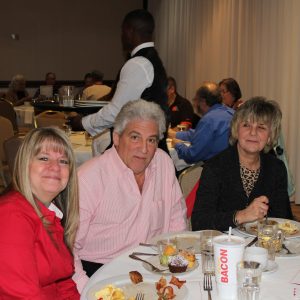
[81,230,300,300]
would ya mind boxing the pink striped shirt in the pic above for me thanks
[73,146,187,291]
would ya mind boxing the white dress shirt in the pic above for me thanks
[82,42,155,136]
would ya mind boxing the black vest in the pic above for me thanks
[132,47,169,115]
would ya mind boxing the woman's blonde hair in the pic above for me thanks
[12,127,79,250]
[229,96,282,152]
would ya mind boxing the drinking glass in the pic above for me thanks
[237,261,262,300]
[200,230,222,274]
[257,220,283,260]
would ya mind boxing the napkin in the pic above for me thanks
[291,270,300,285]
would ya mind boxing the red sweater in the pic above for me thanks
[0,191,79,299]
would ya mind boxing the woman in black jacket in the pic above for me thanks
[192,97,293,231]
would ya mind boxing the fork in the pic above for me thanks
[135,292,145,300]
[203,273,212,300]
[282,243,293,254]
[129,254,168,272]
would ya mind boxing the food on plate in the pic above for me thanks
[155,276,167,291]
[159,243,177,266]
[178,248,196,268]
[169,275,186,289]
[158,286,175,300]
[129,271,143,284]
[168,255,188,273]
[278,221,299,235]
[94,284,125,300]
[155,276,185,299]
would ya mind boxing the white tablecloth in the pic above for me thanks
[81,232,300,300]
[14,104,35,127]
[69,132,92,167]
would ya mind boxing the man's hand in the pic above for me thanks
[68,114,84,131]
[171,138,184,147]
[168,128,178,139]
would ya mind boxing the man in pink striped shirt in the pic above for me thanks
[73,100,187,292]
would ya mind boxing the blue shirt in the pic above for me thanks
[175,104,234,164]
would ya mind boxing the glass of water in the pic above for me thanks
[200,230,222,275]
[237,261,262,300]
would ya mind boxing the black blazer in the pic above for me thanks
[191,144,293,231]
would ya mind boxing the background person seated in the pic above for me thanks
[219,77,243,110]
[34,72,60,99]
[81,70,111,100]
[5,74,32,106]
[76,72,93,99]
[191,97,293,232]
[73,100,187,292]
[167,76,194,129]
[168,81,234,164]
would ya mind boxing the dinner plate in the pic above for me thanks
[142,255,199,275]
[277,240,300,257]
[236,218,300,240]
[87,275,188,300]
[150,231,201,254]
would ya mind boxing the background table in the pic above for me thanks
[69,132,92,167]
[32,101,102,116]
[81,233,300,300]
[14,104,35,128]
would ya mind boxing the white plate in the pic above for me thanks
[75,100,109,105]
[87,275,188,300]
[276,240,300,257]
[150,231,201,254]
[142,255,199,275]
[236,218,300,240]
[263,260,278,274]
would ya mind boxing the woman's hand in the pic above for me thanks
[236,196,269,224]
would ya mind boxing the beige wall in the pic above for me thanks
[0,0,142,81]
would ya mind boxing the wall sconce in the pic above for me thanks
[11,33,20,40]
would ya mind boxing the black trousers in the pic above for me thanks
[81,260,103,277]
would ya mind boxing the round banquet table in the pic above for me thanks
[32,101,102,115]
[81,230,300,300]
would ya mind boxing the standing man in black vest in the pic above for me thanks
[70,9,169,151]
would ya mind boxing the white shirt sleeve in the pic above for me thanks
[82,57,154,136]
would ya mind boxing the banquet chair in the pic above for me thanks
[178,162,203,227]
[0,116,15,187]
[0,98,18,133]
[178,162,203,199]
[34,110,66,129]
[92,129,111,157]
[3,135,23,177]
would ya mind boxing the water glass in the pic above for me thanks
[237,261,262,300]
[257,220,283,260]
[200,230,222,274]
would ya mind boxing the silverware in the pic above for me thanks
[246,236,258,247]
[135,292,144,300]
[282,243,293,255]
[131,252,158,256]
[203,273,212,300]
[139,242,157,247]
[129,254,168,272]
